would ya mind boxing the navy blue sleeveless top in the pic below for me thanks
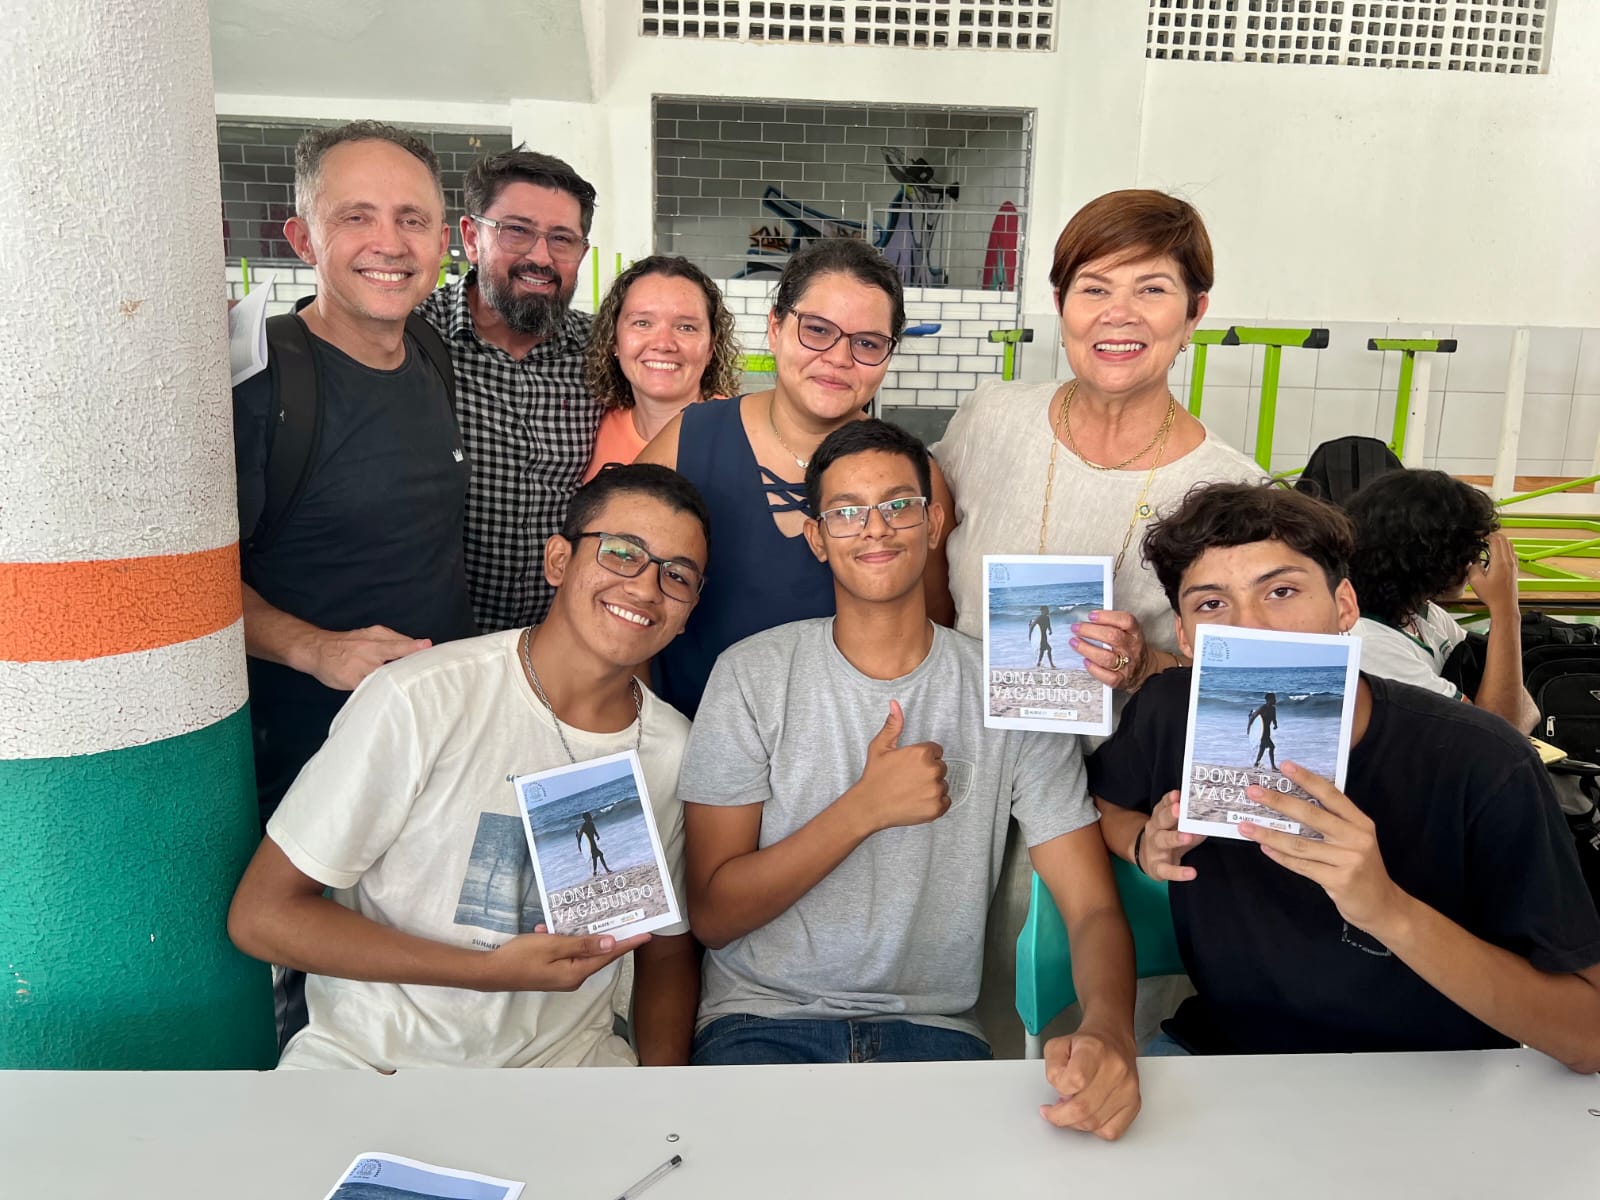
[657,397,836,717]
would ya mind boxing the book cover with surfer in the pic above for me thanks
[1177,625,1361,841]
[511,750,681,940]
[981,555,1113,735]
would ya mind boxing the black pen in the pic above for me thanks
[613,1153,683,1200]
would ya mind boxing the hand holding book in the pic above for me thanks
[1236,761,1406,934]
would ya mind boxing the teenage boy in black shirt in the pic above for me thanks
[1090,482,1600,1070]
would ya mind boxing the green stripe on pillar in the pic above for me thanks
[0,705,274,1069]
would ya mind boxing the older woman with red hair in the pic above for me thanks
[937,190,1264,698]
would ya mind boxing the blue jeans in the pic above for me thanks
[692,1014,993,1065]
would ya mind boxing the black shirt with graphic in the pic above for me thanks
[1089,669,1600,1055]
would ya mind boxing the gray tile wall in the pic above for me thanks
[217,120,514,263]
[653,97,1031,288]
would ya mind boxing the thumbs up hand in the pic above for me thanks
[847,700,951,834]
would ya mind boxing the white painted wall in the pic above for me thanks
[212,0,1600,463]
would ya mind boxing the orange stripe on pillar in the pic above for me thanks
[0,544,241,663]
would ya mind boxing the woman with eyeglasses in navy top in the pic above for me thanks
[636,239,956,717]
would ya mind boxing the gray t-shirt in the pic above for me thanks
[680,618,1097,1041]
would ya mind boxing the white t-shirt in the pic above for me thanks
[935,380,1267,659]
[1352,603,1468,700]
[267,629,691,1071]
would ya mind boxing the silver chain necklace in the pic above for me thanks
[519,627,642,763]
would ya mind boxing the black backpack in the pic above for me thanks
[246,300,458,554]
[1295,436,1403,509]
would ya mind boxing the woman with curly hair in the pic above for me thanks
[1347,469,1537,731]
[581,256,741,481]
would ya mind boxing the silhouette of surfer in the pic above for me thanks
[1027,605,1056,668]
[576,811,612,876]
[1248,692,1279,770]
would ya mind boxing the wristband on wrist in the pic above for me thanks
[1132,825,1147,875]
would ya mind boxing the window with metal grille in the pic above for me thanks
[1145,1,1555,73]
[639,1,1056,51]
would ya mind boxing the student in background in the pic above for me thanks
[1347,469,1538,732]
[582,256,742,481]
[1092,481,1600,1069]
[682,421,1141,1139]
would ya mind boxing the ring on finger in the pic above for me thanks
[1115,653,1130,670]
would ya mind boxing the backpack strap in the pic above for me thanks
[405,312,458,417]
[251,303,456,556]
[251,307,322,555]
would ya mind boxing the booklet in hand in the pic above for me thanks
[982,554,1114,736]
[323,1151,522,1200]
[512,749,681,940]
[1178,625,1361,842]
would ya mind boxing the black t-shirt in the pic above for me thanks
[1089,670,1600,1055]
[234,329,476,819]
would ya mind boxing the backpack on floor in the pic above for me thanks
[1295,436,1403,509]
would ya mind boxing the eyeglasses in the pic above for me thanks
[471,215,589,264]
[1475,541,1492,571]
[575,531,705,602]
[779,308,897,367]
[817,496,929,538]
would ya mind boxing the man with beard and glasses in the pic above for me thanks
[419,147,601,631]
[233,121,476,829]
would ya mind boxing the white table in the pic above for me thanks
[3,1050,1597,1198]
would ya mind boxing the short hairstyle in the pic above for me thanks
[1347,469,1498,626]
[1142,482,1354,612]
[1048,190,1214,320]
[464,145,598,236]
[772,238,906,340]
[294,121,442,219]
[805,419,932,517]
[560,463,711,552]
[585,256,742,410]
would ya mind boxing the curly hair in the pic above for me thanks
[1346,470,1497,626]
[585,256,741,411]
[1143,481,1354,612]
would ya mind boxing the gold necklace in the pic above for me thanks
[1062,387,1178,471]
[768,394,813,470]
[1039,381,1175,575]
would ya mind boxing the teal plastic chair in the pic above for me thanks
[1016,857,1185,1058]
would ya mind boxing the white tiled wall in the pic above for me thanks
[227,267,1600,479]
[1164,319,1600,479]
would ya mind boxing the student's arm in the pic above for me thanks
[685,699,949,949]
[923,458,957,627]
[631,932,699,1066]
[1240,762,1600,1073]
[1031,826,1141,1141]
[227,838,644,992]
[1465,532,1537,732]
[242,583,431,691]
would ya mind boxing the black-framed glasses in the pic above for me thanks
[817,496,929,538]
[779,307,897,367]
[575,531,705,602]
[1474,541,1492,571]
[470,214,589,263]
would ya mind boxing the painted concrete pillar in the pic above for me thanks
[0,0,274,1067]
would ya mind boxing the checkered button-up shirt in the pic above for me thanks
[420,274,599,631]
